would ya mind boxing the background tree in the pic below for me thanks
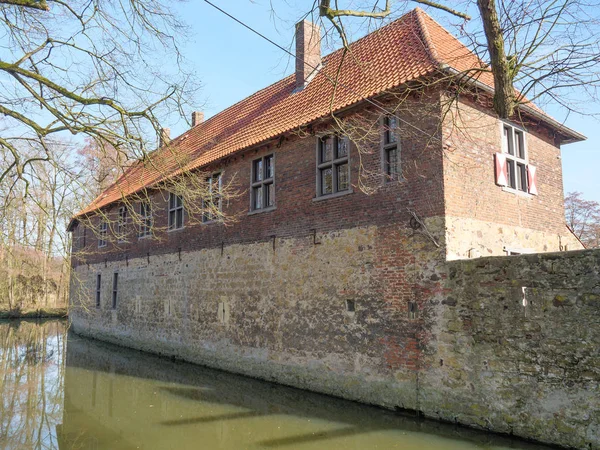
[0,0,196,191]
[565,191,600,248]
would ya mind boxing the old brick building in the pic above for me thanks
[68,9,597,448]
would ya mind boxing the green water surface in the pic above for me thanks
[0,320,551,450]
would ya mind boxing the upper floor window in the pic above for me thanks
[502,123,527,192]
[168,193,184,230]
[495,122,538,195]
[139,201,152,238]
[251,155,274,211]
[98,221,107,248]
[383,115,401,181]
[203,173,222,223]
[317,135,349,197]
[117,206,127,242]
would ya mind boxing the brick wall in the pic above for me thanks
[71,95,446,268]
[441,96,582,258]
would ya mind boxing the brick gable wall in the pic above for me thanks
[441,95,582,258]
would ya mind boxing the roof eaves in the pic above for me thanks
[444,66,586,144]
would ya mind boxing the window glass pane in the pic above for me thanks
[337,164,349,191]
[515,131,525,158]
[253,186,263,210]
[321,168,333,195]
[504,126,514,155]
[169,210,175,229]
[265,155,274,179]
[517,163,527,191]
[507,160,516,189]
[386,116,398,144]
[176,208,183,228]
[336,137,348,159]
[321,137,333,163]
[266,183,275,207]
[386,148,398,177]
[254,159,263,182]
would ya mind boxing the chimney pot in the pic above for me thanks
[159,127,170,147]
[295,20,321,90]
[192,111,204,127]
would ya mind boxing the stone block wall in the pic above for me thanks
[422,249,600,448]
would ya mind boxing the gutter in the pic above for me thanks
[443,67,587,144]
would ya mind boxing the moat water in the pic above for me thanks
[0,319,553,450]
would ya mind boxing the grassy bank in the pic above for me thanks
[0,307,68,319]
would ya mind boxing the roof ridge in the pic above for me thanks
[413,8,442,67]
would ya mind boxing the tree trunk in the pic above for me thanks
[477,0,515,118]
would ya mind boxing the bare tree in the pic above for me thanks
[0,0,196,190]
[310,0,600,119]
[565,191,600,248]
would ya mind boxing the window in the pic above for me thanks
[117,207,127,242]
[139,201,152,237]
[95,274,101,308]
[251,155,275,211]
[112,272,118,309]
[383,115,401,181]
[317,135,349,196]
[168,193,184,230]
[98,221,107,248]
[502,123,528,192]
[203,173,222,223]
[82,226,86,248]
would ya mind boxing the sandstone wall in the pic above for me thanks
[423,249,599,448]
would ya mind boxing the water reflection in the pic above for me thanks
[1,320,552,450]
[0,320,66,450]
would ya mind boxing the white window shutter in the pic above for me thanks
[494,153,508,186]
[527,165,538,195]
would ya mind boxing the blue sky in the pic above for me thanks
[171,1,599,203]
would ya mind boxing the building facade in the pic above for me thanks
[68,9,597,449]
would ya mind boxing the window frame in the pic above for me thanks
[98,221,108,248]
[138,200,153,238]
[202,172,223,223]
[250,154,275,212]
[117,206,127,242]
[111,272,118,309]
[168,192,184,231]
[315,135,350,198]
[501,121,529,193]
[381,115,402,182]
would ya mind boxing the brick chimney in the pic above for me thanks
[191,111,204,127]
[159,127,170,147]
[295,20,321,90]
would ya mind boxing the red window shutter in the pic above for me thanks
[494,153,508,186]
[527,165,538,195]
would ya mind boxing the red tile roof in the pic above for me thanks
[76,8,582,217]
